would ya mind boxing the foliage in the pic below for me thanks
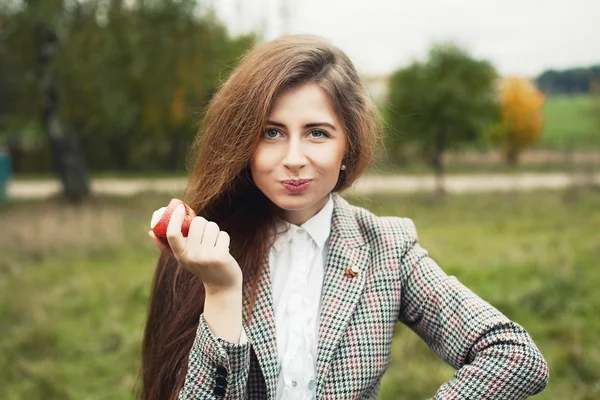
[489,76,545,164]
[536,65,600,95]
[385,42,499,190]
[1,190,599,399]
[0,0,255,172]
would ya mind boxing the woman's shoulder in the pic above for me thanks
[334,193,418,251]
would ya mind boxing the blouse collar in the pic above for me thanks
[272,192,334,252]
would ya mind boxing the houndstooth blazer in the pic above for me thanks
[177,192,549,399]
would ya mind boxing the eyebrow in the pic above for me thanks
[266,120,337,131]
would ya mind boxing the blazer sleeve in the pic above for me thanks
[177,314,251,400]
[396,217,549,399]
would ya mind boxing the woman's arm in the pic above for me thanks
[177,314,251,399]
[150,204,252,398]
[397,218,549,399]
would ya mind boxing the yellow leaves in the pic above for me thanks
[493,76,545,163]
[498,75,545,147]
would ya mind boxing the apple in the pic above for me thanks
[151,198,196,246]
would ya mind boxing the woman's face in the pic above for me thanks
[250,83,347,226]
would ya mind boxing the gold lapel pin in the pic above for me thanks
[344,264,360,278]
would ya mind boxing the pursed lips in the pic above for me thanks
[281,179,312,185]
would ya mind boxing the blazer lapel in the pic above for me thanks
[315,193,371,396]
[242,257,279,399]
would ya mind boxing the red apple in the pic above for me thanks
[151,198,196,246]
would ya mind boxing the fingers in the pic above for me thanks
[166,204,187,257]
[154,205,232,265]
[187,217,222,248]
[187,216,208,248]
[215,230,230,250]
[197,221,230,251]
[200,221,220,248]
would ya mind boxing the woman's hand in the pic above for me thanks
[148,204,242,294]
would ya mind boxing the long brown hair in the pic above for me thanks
[138,34,384,400]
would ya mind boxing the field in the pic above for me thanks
[1,189,599,399]
[541,95,598,149]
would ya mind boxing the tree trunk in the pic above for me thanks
[33,11,90,201]
[505,146,520,166]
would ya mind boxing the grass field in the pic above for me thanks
[541,95,599,149]
[1,189,599,399]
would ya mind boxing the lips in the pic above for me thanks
[281,179,311,185]
[282,180,311,193]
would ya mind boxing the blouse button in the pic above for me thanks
[296,228,304,234]
[292,380,297,387]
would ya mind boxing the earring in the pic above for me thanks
[341,165,346,171]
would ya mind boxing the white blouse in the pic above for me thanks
[223,192,333,400]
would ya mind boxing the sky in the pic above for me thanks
[209,0,600,78]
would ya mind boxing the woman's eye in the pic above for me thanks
[310,130,329,139]
[264,129,330,140]
[265,129,280,139]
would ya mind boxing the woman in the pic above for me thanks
[141,34,549,399]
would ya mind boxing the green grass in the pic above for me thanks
[541,95,599,148]
[1,189,599,399]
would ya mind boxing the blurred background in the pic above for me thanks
[0,0,599,399]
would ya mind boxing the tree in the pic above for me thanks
[386,42,498,192]
[0,0,255,174]
[536,65,600,95]
[490,76,545,165]
[54,0,254,172]
[30,0,91,201]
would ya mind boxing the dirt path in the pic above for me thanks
[7,172,600,199]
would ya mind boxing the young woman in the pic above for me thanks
[141,34,549,400]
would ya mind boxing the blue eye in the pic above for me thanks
[310,130,329,139]
[263,128,330,140]
[264,129,280,139]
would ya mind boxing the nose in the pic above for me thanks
[282,137,307,172]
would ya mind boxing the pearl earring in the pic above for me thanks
[341,165,346,170]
